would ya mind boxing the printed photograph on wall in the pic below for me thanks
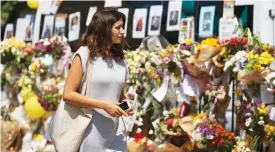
[169,11,179,26]
[151,16,160,31]
[24,15,35,41]
[199,6,215,38]
[4,24,14,40]
[132,8,147,38]
[54,17,66,37]
[68,12,80,41]
[41,15,55,39]
[166,1,182,31]
[148,5,163,36]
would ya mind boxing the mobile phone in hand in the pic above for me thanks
[118,100,131,110]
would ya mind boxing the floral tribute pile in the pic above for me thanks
[125,28,275,152]
[1,26,275,152]
[1,36,72,152]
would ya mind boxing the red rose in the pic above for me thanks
[166,118,174,127]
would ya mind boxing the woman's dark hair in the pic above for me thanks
[81,8,126,59]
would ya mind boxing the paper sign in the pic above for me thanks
[219,17,238,40]
[178,17,195,43]
[148,5,163,36]
[132,8,148,38]
[167,0,182,31]
[199,6,216,38]
[118,8,129,37]
[269,107,275,121]
[152,76,169,102]
[143,97,152,111]
[86,7,97,26]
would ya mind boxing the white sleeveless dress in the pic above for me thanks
[73,47,127,152]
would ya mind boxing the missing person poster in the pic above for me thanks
[132,8,148,39]
[148,5,163,36]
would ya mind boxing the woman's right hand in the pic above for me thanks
[103,102,128,117]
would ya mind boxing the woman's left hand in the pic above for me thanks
[125,106,134,116]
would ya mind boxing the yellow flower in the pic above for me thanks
[253,64,264,72]
[197,44,202,51]
[184,39,193,45]
[259,116,264,120]
[248,50,255,61]
[33,134,43,140]
[194,113,207,121]
[262,43,271,52]
[30,63,37,72]
[259,52,274,65]
[219,48,228,56]
[261,104,265,109]
[56,77,62,83]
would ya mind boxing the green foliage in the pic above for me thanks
[1,1,17,24]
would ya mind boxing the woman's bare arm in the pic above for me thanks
[62,55,106,109]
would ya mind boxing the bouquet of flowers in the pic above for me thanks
[195,38,221,62]
[240,102,268,149]
[28,58,47,76]
[223,50,247,72]
[39,77,62,111]
[244,49,274,73]
[219,36,248,56]
[178,39,195,52]
[192,118,235,151]
[1,37,27,69]
[232,137,252,152]
[159,108,184,136]
[34,36,66,61]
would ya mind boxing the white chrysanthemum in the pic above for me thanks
[258,120,265,125]
[162,110,168,116]
[245,117,252,127]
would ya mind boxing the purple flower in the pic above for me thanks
[179,44,192,51]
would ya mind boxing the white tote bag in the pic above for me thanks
[48,58,94,152]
